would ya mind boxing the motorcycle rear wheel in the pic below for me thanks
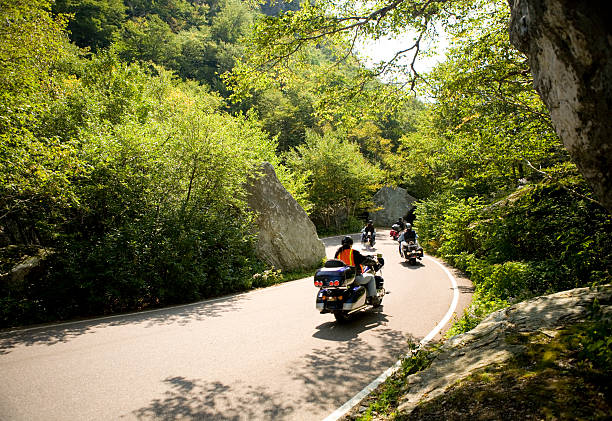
[334,311,350,323]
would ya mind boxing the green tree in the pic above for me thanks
[0,0,86,245]
[113,15,181,67]
[284,129,383,230]
[53,0,126,50]
[123,0,206,30]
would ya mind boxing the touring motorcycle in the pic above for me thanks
[313,255,385,322]
[361,230,376,247]
[401,240,424,265]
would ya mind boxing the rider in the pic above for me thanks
[334,236,379,304]
[398,223,420,256]
[396,217,406,231]
[361,220,376,243]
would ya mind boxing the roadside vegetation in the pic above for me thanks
[0,0,406,328]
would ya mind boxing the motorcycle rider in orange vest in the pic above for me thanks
[334,236,379,304]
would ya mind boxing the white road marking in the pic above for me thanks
[322,254,460,421]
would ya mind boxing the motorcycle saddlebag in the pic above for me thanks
[315,264,356,287]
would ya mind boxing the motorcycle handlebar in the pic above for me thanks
[363,255,384,270]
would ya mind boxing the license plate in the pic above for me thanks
[327,297,336,301]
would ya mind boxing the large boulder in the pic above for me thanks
[369,187,417,227]
[0,248,54,291]
[508,0,612,211]
[245,162,325,271]
[393,285,612,416]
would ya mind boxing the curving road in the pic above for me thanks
[0,230,473,421]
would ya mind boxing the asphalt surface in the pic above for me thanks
[0,230,473,421]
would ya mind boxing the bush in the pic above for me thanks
[284,129,383,230]
[418,183,612,337]
[0,50,284,328]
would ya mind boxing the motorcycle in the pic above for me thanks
[390,224,401,241]
[361,230,376,247]
[314,255,385,322]
[401,240,424,265]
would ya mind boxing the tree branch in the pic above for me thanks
[523,159,604,208]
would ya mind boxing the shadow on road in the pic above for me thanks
[0,294,249,355]
[132,316,418,420]
[312,310,389,341]
[400,260,425,270]
[290,325,418,409]
[133,376,294,421]
[458,285,475,294]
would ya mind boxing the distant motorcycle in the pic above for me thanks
[390,224,401,241]
[361,230,376,247]
[314,255,385,322]
[401,240,424,265]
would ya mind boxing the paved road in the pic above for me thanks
[0,230,473,421]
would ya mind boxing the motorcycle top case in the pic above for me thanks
[314,264,356,288]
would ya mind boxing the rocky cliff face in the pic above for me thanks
[343,285,611,419]
[508,0,612,211]
[394,285,612,416]
[369,187,417,227]
[245,162,325,271]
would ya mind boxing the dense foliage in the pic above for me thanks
[284,129,384,231]
[406,5,612,334]
[0,0,409,327]
[0,0,287,327]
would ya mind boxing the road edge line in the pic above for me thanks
[322,254,460,421]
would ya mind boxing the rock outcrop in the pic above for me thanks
[508,0,612,211]
[245,162,325,271]
[369,187,417,226]
[0,248,54,290]
[394,285,612,416]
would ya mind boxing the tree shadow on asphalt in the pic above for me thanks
[0,294,249,355]
[130,316,417,420]
[132,376,294,421]
[458,285,475,294]
[293,317,419,408]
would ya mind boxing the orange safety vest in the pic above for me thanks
[336,248,363,273]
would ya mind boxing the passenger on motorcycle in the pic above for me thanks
[334,236,379,303]
[361,220,376,243]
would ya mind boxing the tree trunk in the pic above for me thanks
[508,0,612,212]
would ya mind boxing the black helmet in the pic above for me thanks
[368,220,373,224]
[341,236,353,247]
